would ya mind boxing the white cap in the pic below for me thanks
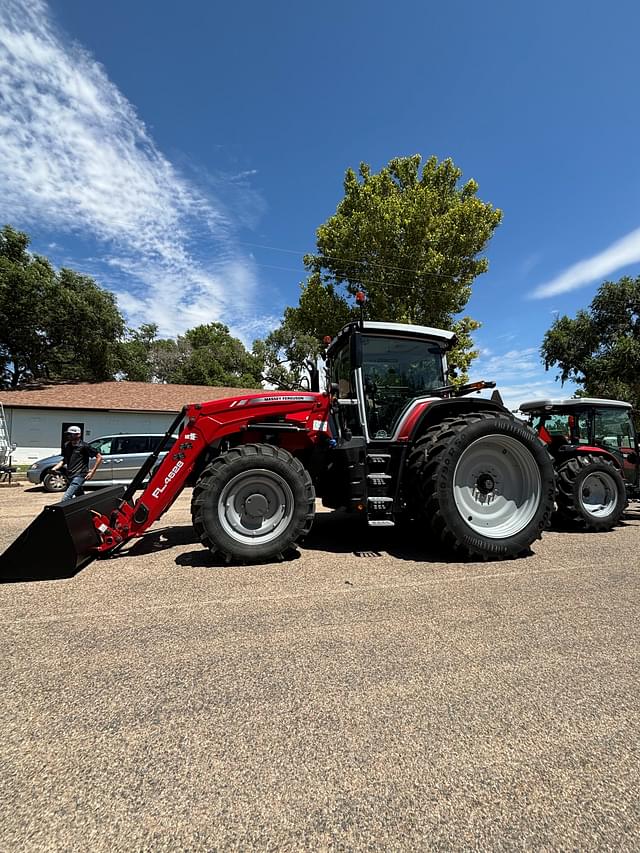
[66,426,82,435]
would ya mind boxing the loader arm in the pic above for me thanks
[92,391,330,554]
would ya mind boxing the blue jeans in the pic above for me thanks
[60,474,86,503]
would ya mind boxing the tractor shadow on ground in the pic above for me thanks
[621,502,640,525]
[120,512,539,569]
[121,525,303,569]
[162,512,495,568]
[548,502,640,534]
[301,511,530,564]
[121,525,200,558]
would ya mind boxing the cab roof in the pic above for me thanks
[519,397,632,413]
[326,321,456,356]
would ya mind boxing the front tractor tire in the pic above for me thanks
[555,454,626,531]
[191,443,316,564]
[408,413,556,560]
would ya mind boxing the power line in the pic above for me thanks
[250,261,465,292]
[237,238,479,280]
[248,260,470,292]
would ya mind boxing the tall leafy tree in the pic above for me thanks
[542,275,640,407]
[168,323,263,388]
[0,224,124,388]
[306,155,501,331]
[259,155,501,387]
[118,323,160,382]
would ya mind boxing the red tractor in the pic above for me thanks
[2,320,557,580]
[519,397,640,531]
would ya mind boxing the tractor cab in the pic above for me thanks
[519,397,640,497]
[325,321,455,442]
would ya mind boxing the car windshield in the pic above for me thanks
[362,335,445,438]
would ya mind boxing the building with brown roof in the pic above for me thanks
[0,382,251,464]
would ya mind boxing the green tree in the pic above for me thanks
[541,275,640,407]
[118,323,159,382]
[253,273,356,389]
[0,224,125,388]
[261,155,501,387]
[168,323,263,388]
[306,155,501,332]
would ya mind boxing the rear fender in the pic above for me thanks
[399,397,510,443]
[568,446,624,470]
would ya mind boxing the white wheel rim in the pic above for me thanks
[218,468,294,545]
[453,435,542,538]
[580,471,618,518]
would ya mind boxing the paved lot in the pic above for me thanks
[1,483,639,851]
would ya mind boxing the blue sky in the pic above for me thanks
[1,0,640,408]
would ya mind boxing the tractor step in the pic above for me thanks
[368,496,393,509]
[367,472,392,484]
[367,452,391,466]
[366,495,395,527]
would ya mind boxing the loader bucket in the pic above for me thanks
[0,486,126,582]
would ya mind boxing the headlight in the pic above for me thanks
[30,463,38,470]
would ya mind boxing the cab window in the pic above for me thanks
[329,345,362,436]
[330,345,354,399]
[532,412,589,445]
[594,408,635,451]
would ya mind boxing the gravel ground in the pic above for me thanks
[1,483,639,851]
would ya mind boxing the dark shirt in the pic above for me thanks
[62,441,98,477]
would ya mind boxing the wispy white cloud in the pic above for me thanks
[0,0,264,338]
[473,346,541,381]
[470,346,575,412]
[531,226,640,299]
[520,252,542,277]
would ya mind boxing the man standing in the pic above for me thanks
[51,426,102,503]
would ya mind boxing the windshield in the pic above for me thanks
[362,335,445,438]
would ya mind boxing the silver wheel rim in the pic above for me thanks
[580,471,618,518]
[453,435,542,538]
[218,468,294,545]
[45,471,68,491]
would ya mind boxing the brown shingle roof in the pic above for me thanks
[0,382,254,413]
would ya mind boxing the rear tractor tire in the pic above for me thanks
[555,454,626,531]
[191,443,316,564]
[407,413,556,560]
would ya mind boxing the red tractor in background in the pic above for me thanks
[519,397,640,531]
[2,319,557,580]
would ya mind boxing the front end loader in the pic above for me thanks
[1,320,556,580]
